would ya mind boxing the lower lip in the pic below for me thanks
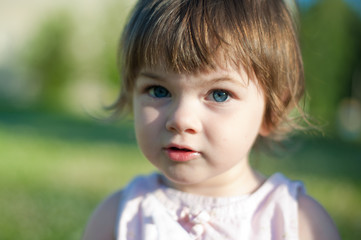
[165,149,200,162]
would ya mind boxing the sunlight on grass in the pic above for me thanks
[0,121,360,239]
[0,126,154,191]
[0,124,155,240]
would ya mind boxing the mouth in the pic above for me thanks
[164,144,200,162]
[168,146,193,152]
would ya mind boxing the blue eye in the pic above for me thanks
[149,86,171,98]
[212,90,229,102]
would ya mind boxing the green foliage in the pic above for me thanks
[22,11,74,110]
[14,0,361,139]
[300,0,361,134]
[97,0,135,87]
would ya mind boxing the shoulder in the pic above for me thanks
[82,190,123,240]
[81,173,161,240]
[298,192,340,240]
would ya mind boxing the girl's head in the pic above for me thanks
[114,0,304,140]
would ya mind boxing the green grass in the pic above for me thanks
[0,110,360,239]
[0,110,155,240]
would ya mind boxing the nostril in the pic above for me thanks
[185,128,197,134]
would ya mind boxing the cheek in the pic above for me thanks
[207,107,264,151]
[133,97,162,129]
[134,106,161,128]
[133,103,163,155]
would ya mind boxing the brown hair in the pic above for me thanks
[113,0,305,140]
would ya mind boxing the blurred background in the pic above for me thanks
[0,0,360,239]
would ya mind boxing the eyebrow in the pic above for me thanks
[139,72,166,81]
[207,77,246,86]
[198,75,248,89]
[139,71,247,88]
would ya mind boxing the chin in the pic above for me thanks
[165,172,212,191]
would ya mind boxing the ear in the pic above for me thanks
[259,120,271,137]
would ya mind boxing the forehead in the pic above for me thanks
[137,62,253,88]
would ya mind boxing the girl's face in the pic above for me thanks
[132,64,267,196]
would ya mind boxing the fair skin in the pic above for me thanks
[82,65,340,240]
[132,65,266,196]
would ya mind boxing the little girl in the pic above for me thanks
[83,0,340,239]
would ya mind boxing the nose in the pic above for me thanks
[165,99,202,134]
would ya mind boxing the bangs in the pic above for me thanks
[116,0,305,140]
[121,0,253,79]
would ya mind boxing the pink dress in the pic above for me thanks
[115,173,305,240]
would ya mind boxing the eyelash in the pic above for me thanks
[142,85,233,103]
